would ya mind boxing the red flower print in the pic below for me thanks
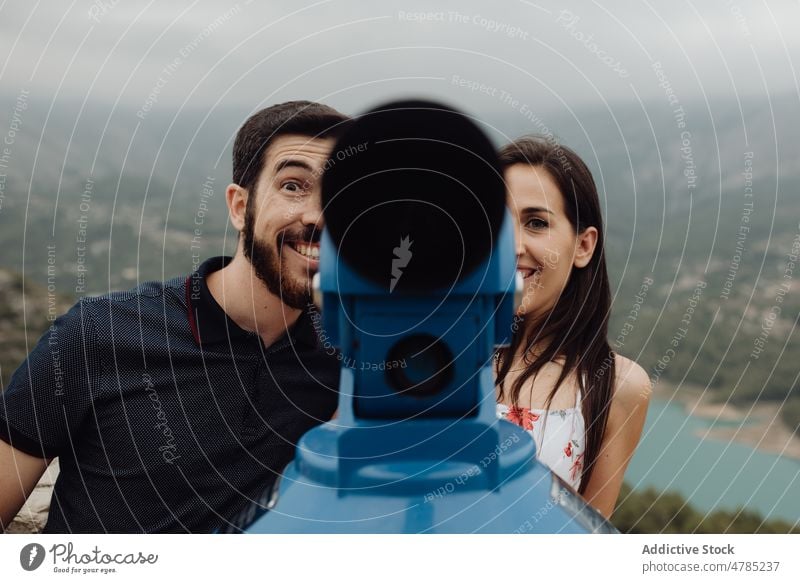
[564,441,573,458]
[569,453,584,482]
[506,405,540,431]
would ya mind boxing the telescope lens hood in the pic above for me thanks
[322,99,505,291]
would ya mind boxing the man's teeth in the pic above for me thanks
[294,243,320,259]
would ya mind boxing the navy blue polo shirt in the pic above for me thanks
[0,256,339,533]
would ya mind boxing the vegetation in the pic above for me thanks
[0,271,72,389]
[779,397,800,433]
[612,483,799,534]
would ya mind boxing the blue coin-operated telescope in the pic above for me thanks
[245,100,615,533]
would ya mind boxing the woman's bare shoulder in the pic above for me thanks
[611,354,652,412]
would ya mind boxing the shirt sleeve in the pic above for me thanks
[0,300,101,458]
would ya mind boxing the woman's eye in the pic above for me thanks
[524,217,548,230]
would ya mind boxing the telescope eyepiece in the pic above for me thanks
[384,333,455,400]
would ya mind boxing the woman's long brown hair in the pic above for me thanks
[495,136,616,495]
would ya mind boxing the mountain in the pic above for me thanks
[1,94,797,418]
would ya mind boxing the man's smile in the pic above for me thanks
[279,232,321,271]
[288,241,320,260]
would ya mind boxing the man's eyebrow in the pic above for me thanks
[520,206,554,215]
[273,158,314,173]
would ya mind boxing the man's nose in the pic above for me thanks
[300,195,324,230]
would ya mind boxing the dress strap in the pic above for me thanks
[570,388,582,440]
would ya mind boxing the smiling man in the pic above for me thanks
[0,101,349,533]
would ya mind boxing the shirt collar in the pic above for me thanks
[185,256,320,349]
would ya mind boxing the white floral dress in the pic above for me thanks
[496,391,585,491]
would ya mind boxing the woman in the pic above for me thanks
[495,136,651,519]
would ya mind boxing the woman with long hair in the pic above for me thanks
[495,136,651,519]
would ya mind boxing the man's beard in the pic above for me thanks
[241,206,317,310]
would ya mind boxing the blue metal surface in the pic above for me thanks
[244,211,615,533]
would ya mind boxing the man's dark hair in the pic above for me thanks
[232,100,350,194]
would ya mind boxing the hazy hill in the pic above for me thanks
[1,95,797,419]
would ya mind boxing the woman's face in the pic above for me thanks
[505,163,598,321]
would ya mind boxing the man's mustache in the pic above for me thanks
[279,225,322,245]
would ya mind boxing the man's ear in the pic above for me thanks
[226,183,248,232]
[573,226,598,268]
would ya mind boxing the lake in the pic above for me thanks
[625,398,800,524]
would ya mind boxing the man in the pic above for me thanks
[0,101,349,532]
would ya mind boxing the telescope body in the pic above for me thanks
[244,101,614,534]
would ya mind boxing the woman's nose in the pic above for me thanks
[514,224,524,258]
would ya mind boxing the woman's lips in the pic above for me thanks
[517,265,541,280]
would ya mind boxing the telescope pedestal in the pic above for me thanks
[245,372,613,533]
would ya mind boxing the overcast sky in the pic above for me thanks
[1,0,798,120]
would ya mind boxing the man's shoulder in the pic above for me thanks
[69,275,188,331]
[81,274,185,305]
[76,275,183,310]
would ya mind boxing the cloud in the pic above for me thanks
[0,0,797,118]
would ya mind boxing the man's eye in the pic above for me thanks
[524,217,548,230]
[282,181,305,193]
